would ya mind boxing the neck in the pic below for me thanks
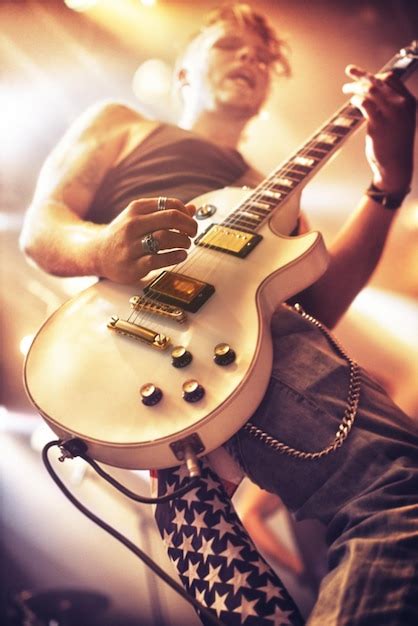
[178,108,250,149]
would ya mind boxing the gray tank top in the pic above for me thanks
[87,123,249,223]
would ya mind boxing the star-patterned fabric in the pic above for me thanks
[153,459,304,625]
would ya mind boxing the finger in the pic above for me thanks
[185,203,196,217]
[139,229,192,254]
[342,73,387,95]
[344,73,410,104]
[347,94,376,122]
[350,96,383,123]
[344,65,391,100]
[127,196,192,217]
[344,65,415,108]
[376,71,416,100]
[344,64,384,84]
[136,248,188,276]
[343,78,397,116]
[137,209,198,238]
[343,80,410,123]
[344,64,368,80]
[342,81,385,111]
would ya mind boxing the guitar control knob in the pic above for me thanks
[182,379,205,403]
[171,346,193,368]
[196,204,217,220]
[214,343,236,366]
[140,383,163,406]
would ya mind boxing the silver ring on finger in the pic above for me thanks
[157,196,168,211]
[141,233,160,255]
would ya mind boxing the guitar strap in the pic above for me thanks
[152,458,304,625]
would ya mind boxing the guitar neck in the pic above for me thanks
[224,41,418,235]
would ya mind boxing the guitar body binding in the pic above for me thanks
[24,187,329,469]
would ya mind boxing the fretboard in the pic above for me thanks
[223,41,418,234]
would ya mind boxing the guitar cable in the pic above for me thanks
[55,437,202,503]
[42,439,225,626]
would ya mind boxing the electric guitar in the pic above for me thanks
[24,43,418,470]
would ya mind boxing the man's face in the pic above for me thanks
[182,22,273,119]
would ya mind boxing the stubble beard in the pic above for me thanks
[216,93,260,122]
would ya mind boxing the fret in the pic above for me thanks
[288,163,312,175]
[278,170,305,182]
[344,105,363,120]
[313,141,339,152]
[225,216,258,231]
[249,200,271,211]
[228,210,261,224]
[328,125,351,137]
[315,132,341,145]
[217,44,418,235]
[293,155,316,167]
[237,209,264,222]
[271,176,295,188]
[270,181,299,198]
[242,204,271,217]
[305,148,328,159]
[260,189,283,201]
[306,142,329,153]
[269,184,293,196]
[332,115,355,128]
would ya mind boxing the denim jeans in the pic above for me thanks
[225,305,418,625]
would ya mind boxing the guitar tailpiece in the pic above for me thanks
[58,438,88,462]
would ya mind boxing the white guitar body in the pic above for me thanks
[24,187,328,469]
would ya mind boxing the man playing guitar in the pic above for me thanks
[21,3,417,624]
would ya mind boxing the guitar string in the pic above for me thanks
[128,101,361,330]
[128,105,363,332]
[129,103,364,332]
[129,48,414,329]
[220,44,416,236]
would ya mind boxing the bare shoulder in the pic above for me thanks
[42,100,149,174]
[32,101,150,213]
[63,99,147,142]
[53,100,160,166]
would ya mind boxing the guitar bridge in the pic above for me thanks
[107,316,170,350]
[129,295,187,323]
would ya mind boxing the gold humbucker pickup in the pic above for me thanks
[143,271,215,313]
[195,224,262,257]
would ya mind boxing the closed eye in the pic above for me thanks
[214,36,272,66]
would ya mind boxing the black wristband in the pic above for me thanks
[365,182,410,211]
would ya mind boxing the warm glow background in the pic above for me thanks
[1,1,417,624]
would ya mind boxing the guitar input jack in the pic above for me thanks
[184,444,202,478]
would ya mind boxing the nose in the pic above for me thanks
[236,44,268,71]
[237,45,258,64]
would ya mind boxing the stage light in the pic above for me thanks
[132,58,172,101]
[64,0,99,11]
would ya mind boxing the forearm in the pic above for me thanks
[297,63,416,328]
[20,201,104,278]
[296,194,397,328]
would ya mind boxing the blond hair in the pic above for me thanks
[195,2,291,77]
